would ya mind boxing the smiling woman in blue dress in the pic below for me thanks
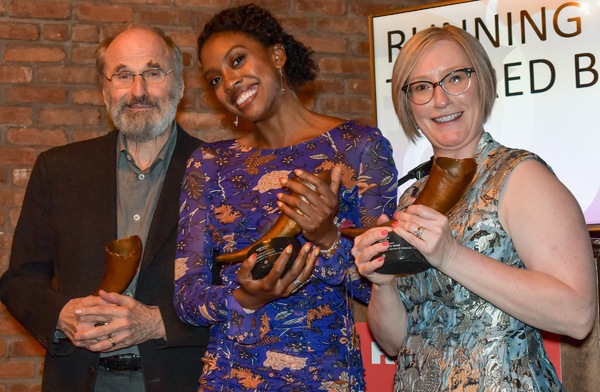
[173,4,397,391]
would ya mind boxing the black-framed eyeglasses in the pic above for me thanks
[402,68,476,105]
[104,68,174,89]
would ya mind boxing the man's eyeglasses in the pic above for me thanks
[402,68,476,105]
[104,68,174,89]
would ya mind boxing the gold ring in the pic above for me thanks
[413,226,424,239]
[109,337,117,347]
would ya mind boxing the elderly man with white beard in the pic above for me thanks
[0,26,209,392]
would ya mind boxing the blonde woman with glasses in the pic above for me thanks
[352,25,596,392]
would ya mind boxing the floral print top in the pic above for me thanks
[393,132,564,392]
[174,120,397,391]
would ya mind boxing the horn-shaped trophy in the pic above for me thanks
[342,157,477,275]
[216,171,331,280]
[95,235,143,294]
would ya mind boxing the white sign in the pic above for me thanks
[371,0,600,224]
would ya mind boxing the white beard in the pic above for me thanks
[106,89,179,143]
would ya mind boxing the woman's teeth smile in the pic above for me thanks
[434,112,462,123]
[235,86,257,107]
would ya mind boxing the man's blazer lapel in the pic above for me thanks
[86,132,118,246]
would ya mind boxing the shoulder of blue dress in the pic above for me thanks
[336,119,381,136]
[199,138,237,152]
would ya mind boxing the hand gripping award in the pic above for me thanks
[342,157,476,274]
[216,171,331,280]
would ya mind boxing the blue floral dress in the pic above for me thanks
[394,132,564,391]
[174,120,397,391]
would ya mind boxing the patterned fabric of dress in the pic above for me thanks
[393,132,564,392]
[175,120,398,391]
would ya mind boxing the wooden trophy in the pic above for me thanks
[342,157,477,274]
[95,235,143,294]
[216,171,331,280]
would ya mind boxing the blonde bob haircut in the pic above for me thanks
[391,25,497,143]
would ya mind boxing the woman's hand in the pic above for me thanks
[351,227,397,287]
[234,242,319,309]
[393,204,462,270]
[352,220,409,355]
[276,167,342,249]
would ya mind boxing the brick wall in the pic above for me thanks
[0,0,438,389]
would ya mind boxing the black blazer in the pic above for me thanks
[0,125,209,392]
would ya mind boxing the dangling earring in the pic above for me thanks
[234,115,239,127]
[278,67,286,95]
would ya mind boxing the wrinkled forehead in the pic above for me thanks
[104,29,171,73]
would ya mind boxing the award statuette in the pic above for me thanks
[95,235,143,294]
[216,171,331,280]
[342,157,477,275]
[249,237,302,280]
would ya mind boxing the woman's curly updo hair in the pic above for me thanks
[197,3,317,91]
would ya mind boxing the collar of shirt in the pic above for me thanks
[117,122,178,173]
